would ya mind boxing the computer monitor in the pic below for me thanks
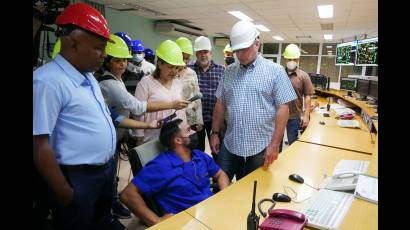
[368,80,378,101]
[309,73,329,90]
[340,78,357,91]
[355,37,378,66]
[336,41,357,66]
[356,79,370,100]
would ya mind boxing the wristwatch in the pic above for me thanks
[211,131,220,136]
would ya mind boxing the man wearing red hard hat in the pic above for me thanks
[33,3,120,229]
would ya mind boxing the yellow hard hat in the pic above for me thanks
[223,43,233,54]
[51,39,61,59]
[105,34,132,59]
[175,37,193,55]
[283,44,301,59]
[156,40,186,66]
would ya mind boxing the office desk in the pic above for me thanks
[147,211,209,230]
[299,101,376,154]
[185,142,375,230]
[314,88,378,130]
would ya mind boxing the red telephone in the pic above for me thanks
[259,209,308,230]
[338,114,354,120]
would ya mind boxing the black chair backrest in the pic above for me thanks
[128,138,167,216]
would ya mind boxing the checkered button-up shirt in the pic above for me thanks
[215,55,297,157]
[189,61,225,122]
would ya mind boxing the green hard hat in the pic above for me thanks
[156,40,186,66]
[175,37,193,55]
[51,39,61,59]
[283,44,301,59]
[105,34,132,59]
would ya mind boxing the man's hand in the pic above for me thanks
[172,100,190,110]
[301,114,310,128]
[56,185,74,207]
[157,213,174,223]
[210,134,220,154]
[263,144,279,170]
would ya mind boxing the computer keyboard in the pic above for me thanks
[302,189,354,230]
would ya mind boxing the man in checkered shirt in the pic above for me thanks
[210,21,297,181]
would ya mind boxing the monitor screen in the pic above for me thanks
[336,41,357,66]
[356,79,370,96]
[368,80,378,99]
[340,78,357,91]
[355,37,378,66]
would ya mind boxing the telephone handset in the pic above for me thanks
[320,173,359,191]
[259,209,308,230]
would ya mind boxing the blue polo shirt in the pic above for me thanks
[33,54,116,165]
[132,149,220,214]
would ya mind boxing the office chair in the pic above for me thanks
[128,138,167,216]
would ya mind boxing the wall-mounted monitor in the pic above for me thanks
[340,78,357,91]
[335,41,357,66]
[355,37,378,66]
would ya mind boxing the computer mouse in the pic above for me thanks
[323,113,330,117]
[272,193,291,202]
[319,121,325,125]
[289,174,304,184]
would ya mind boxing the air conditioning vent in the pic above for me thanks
[155,21,206,37]
[320,23,334,30]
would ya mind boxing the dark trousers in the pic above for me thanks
[279,118,301,152]
[48,158,115,230]
[197,121,218,161]
[218,144,265,181]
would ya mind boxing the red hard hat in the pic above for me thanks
[55,3,110,40]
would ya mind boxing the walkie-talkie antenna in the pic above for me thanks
[247,180,259,230]
[252,180,257,214]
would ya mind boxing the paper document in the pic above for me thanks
[354,175,378,204]
[330,104,346,110]
[337,120,360,128]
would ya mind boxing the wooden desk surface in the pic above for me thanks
[185,142,376,230]
[300,101,376,154]
[147,211,209,230]
[314,88,378,117]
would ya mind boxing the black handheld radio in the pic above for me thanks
[247,180,260,230]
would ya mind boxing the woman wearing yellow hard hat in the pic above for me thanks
[176,37,204,132]
[132,40,190,145]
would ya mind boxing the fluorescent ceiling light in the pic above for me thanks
[326,46,332,48]
[254,24,270,32]
[228,11,253,21]
[324,34,333,40]
[273,36,284,41]
[317,5,334,18]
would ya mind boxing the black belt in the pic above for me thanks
[60,157,113,172]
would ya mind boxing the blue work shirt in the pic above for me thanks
[33,54,116,165]
[215,55,297,157]
[132,149,220,214]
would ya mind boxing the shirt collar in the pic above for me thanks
[54,54,94,88]
[239,54,262,69]
[165,149,202,167]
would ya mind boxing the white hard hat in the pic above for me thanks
[230,21,260,51]
[194,36,212,52]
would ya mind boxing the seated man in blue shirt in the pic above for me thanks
[120,119,230,226]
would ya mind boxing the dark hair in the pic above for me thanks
[102,55,113,71]
[159,118,183,149]
[152,58,164,79]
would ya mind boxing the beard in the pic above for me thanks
[197,58,209,67]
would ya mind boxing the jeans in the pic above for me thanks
[279,118,301,152]
[218,144,265,181]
